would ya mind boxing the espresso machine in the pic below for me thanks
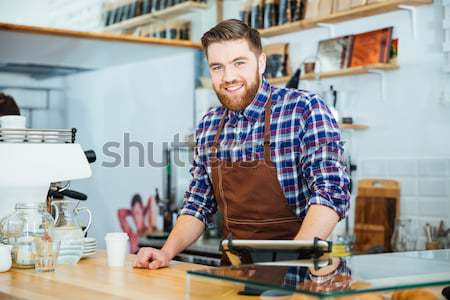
[0,128,93,220]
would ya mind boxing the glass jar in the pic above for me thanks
[0,202,56,269]
[391,218,418,252]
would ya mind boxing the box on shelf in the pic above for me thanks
[367,0,389,4]
[350,0,367,7]
[333,0,352,12]
[304,0,321,19]
[318,0,334,17]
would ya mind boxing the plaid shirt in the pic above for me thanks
[180,78,350,228]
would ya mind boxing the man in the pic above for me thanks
[0,93,20,116]
[135,19,350,269]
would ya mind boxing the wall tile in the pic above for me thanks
[387,159,418,177]
[418,159,450,177]
[418,198,450,218]
[399,179,418,197]
[418,179,450,197]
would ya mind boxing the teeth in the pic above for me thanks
[225,84,243,92]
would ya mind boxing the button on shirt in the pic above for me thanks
[180,78,350,228]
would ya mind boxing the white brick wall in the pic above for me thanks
[352,157,450,250]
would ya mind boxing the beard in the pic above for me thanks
[213,70,261,112]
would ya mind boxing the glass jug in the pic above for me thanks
[0,202,57,269]
[51,200,91,265]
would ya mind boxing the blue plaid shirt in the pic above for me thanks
[180,78,350,228]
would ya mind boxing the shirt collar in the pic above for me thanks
[227,77,271,123]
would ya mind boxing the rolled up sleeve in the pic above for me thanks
[179,144,217,228]
[299,96,350,220]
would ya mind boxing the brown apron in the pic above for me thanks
[210,93,302,264]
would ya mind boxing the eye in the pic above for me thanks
[211,65,222,71]
[235,61,245,67]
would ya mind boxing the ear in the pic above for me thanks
[258,52,266,75]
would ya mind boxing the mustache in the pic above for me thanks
[220,81,246,89]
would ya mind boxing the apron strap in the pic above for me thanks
[212,109,228,159]
[263,94,272,163]
[212,90,273,162]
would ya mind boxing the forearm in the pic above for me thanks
[294,205,339,240]
[161,215,205,260]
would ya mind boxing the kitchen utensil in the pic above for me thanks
[354,179,400,252]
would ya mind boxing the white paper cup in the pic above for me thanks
[0,115,26,128]
[105,232,129,267]
[0,245,12,272]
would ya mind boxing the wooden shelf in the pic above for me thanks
[0,22,201,72]
[259,0,432,37]
[302,63,399,80]
[104,1,208,32]
[268,76,291,85]
[268,63,399,85]
[340,123,369,130]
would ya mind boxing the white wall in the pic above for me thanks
[64,52,196,247]
[0,74,66,129]
[0,0,50,26]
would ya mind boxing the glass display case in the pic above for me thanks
[186,250,450,299]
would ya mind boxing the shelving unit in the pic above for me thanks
[259,0,432,37]
[103,1,208,33]
[268,63,399,85]
[340,123,369,130]
[0,22,201,77]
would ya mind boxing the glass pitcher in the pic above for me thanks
[0,202,57,269]
[51,200,91,265]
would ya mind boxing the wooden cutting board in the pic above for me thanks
[354,179,400,252]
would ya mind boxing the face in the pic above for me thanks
[207,39,266,111]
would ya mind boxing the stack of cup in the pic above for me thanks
[105,232,129,267]
[0,115,26,128]
[0,116,26,143]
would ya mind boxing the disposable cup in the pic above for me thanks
[0,116,26,128]
[105,232,129,267]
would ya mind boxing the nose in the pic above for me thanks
[222,65,239,83]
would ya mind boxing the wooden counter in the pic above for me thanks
[0,250,211,300]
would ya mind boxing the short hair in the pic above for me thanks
[0,93,20,116]
[201,19,262,58]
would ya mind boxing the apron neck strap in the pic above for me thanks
[263,92,272,163]
[211,90,273,161]
[212,109,227,155]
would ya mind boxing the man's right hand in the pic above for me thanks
[133,215,206,270]
[134,247,171,270]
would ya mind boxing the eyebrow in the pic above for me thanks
[209,56,249,68]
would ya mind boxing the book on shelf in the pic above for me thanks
[349,27,393,67]
[317,35,353,72]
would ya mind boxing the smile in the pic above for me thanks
[224,84,244,93]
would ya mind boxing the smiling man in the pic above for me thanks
[135,19,350,269]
